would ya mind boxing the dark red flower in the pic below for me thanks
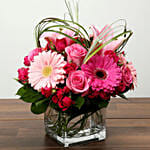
[58,96,74,111]
[41,87,52,98]
[99,91,110,100]
[63,86,70,94]
[88,90,99,99]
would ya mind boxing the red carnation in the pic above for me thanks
[56,88,64,100]
[52,95,58,104]
[104,50,119,63]
[18,67,29,84]
[63,62,78,74]
[24,56,30,66]
[41,87,52,98]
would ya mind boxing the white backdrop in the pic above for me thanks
[0,0,149,98]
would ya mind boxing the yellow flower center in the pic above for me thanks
[42,66,53,77]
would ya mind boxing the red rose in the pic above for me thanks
[58,96,74,111]
[55,38,67,53]
[116,82,126,93]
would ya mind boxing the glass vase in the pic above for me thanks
[44,106,106,147]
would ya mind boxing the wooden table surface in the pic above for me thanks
[0,98,150,150]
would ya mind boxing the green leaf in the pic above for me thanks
[31,99,49,114]
[16,86,26,96]
[16,85,44,103]
[118,93,128,100]
[98,99,109,109]
[74,96,85,109]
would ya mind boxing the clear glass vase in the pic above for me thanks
[44,106,106,147]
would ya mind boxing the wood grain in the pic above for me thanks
[0,98,150,150]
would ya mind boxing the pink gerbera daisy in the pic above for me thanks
[81,55,122,93]
[28,51,66,90]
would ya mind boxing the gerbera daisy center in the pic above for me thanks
[42,66,53,77]
[95,69,107,80]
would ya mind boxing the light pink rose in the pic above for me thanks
[66,70,89,93]
[122,65,133,86]
[65,44,87,66]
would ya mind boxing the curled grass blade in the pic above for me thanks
[35,17,90,48]
[40,29,88,50]
[83,30,133,64]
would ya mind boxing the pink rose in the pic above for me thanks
[65,44,87,66]
[66,70,89,93]
[18,67,29,83]
[122,65,133,86]
[28,48,42,62]
[126,62,137,89]
[58,96,74,111]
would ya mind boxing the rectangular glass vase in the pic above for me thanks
[44,107,106,147]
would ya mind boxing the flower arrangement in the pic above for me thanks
[16,0,137,147]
